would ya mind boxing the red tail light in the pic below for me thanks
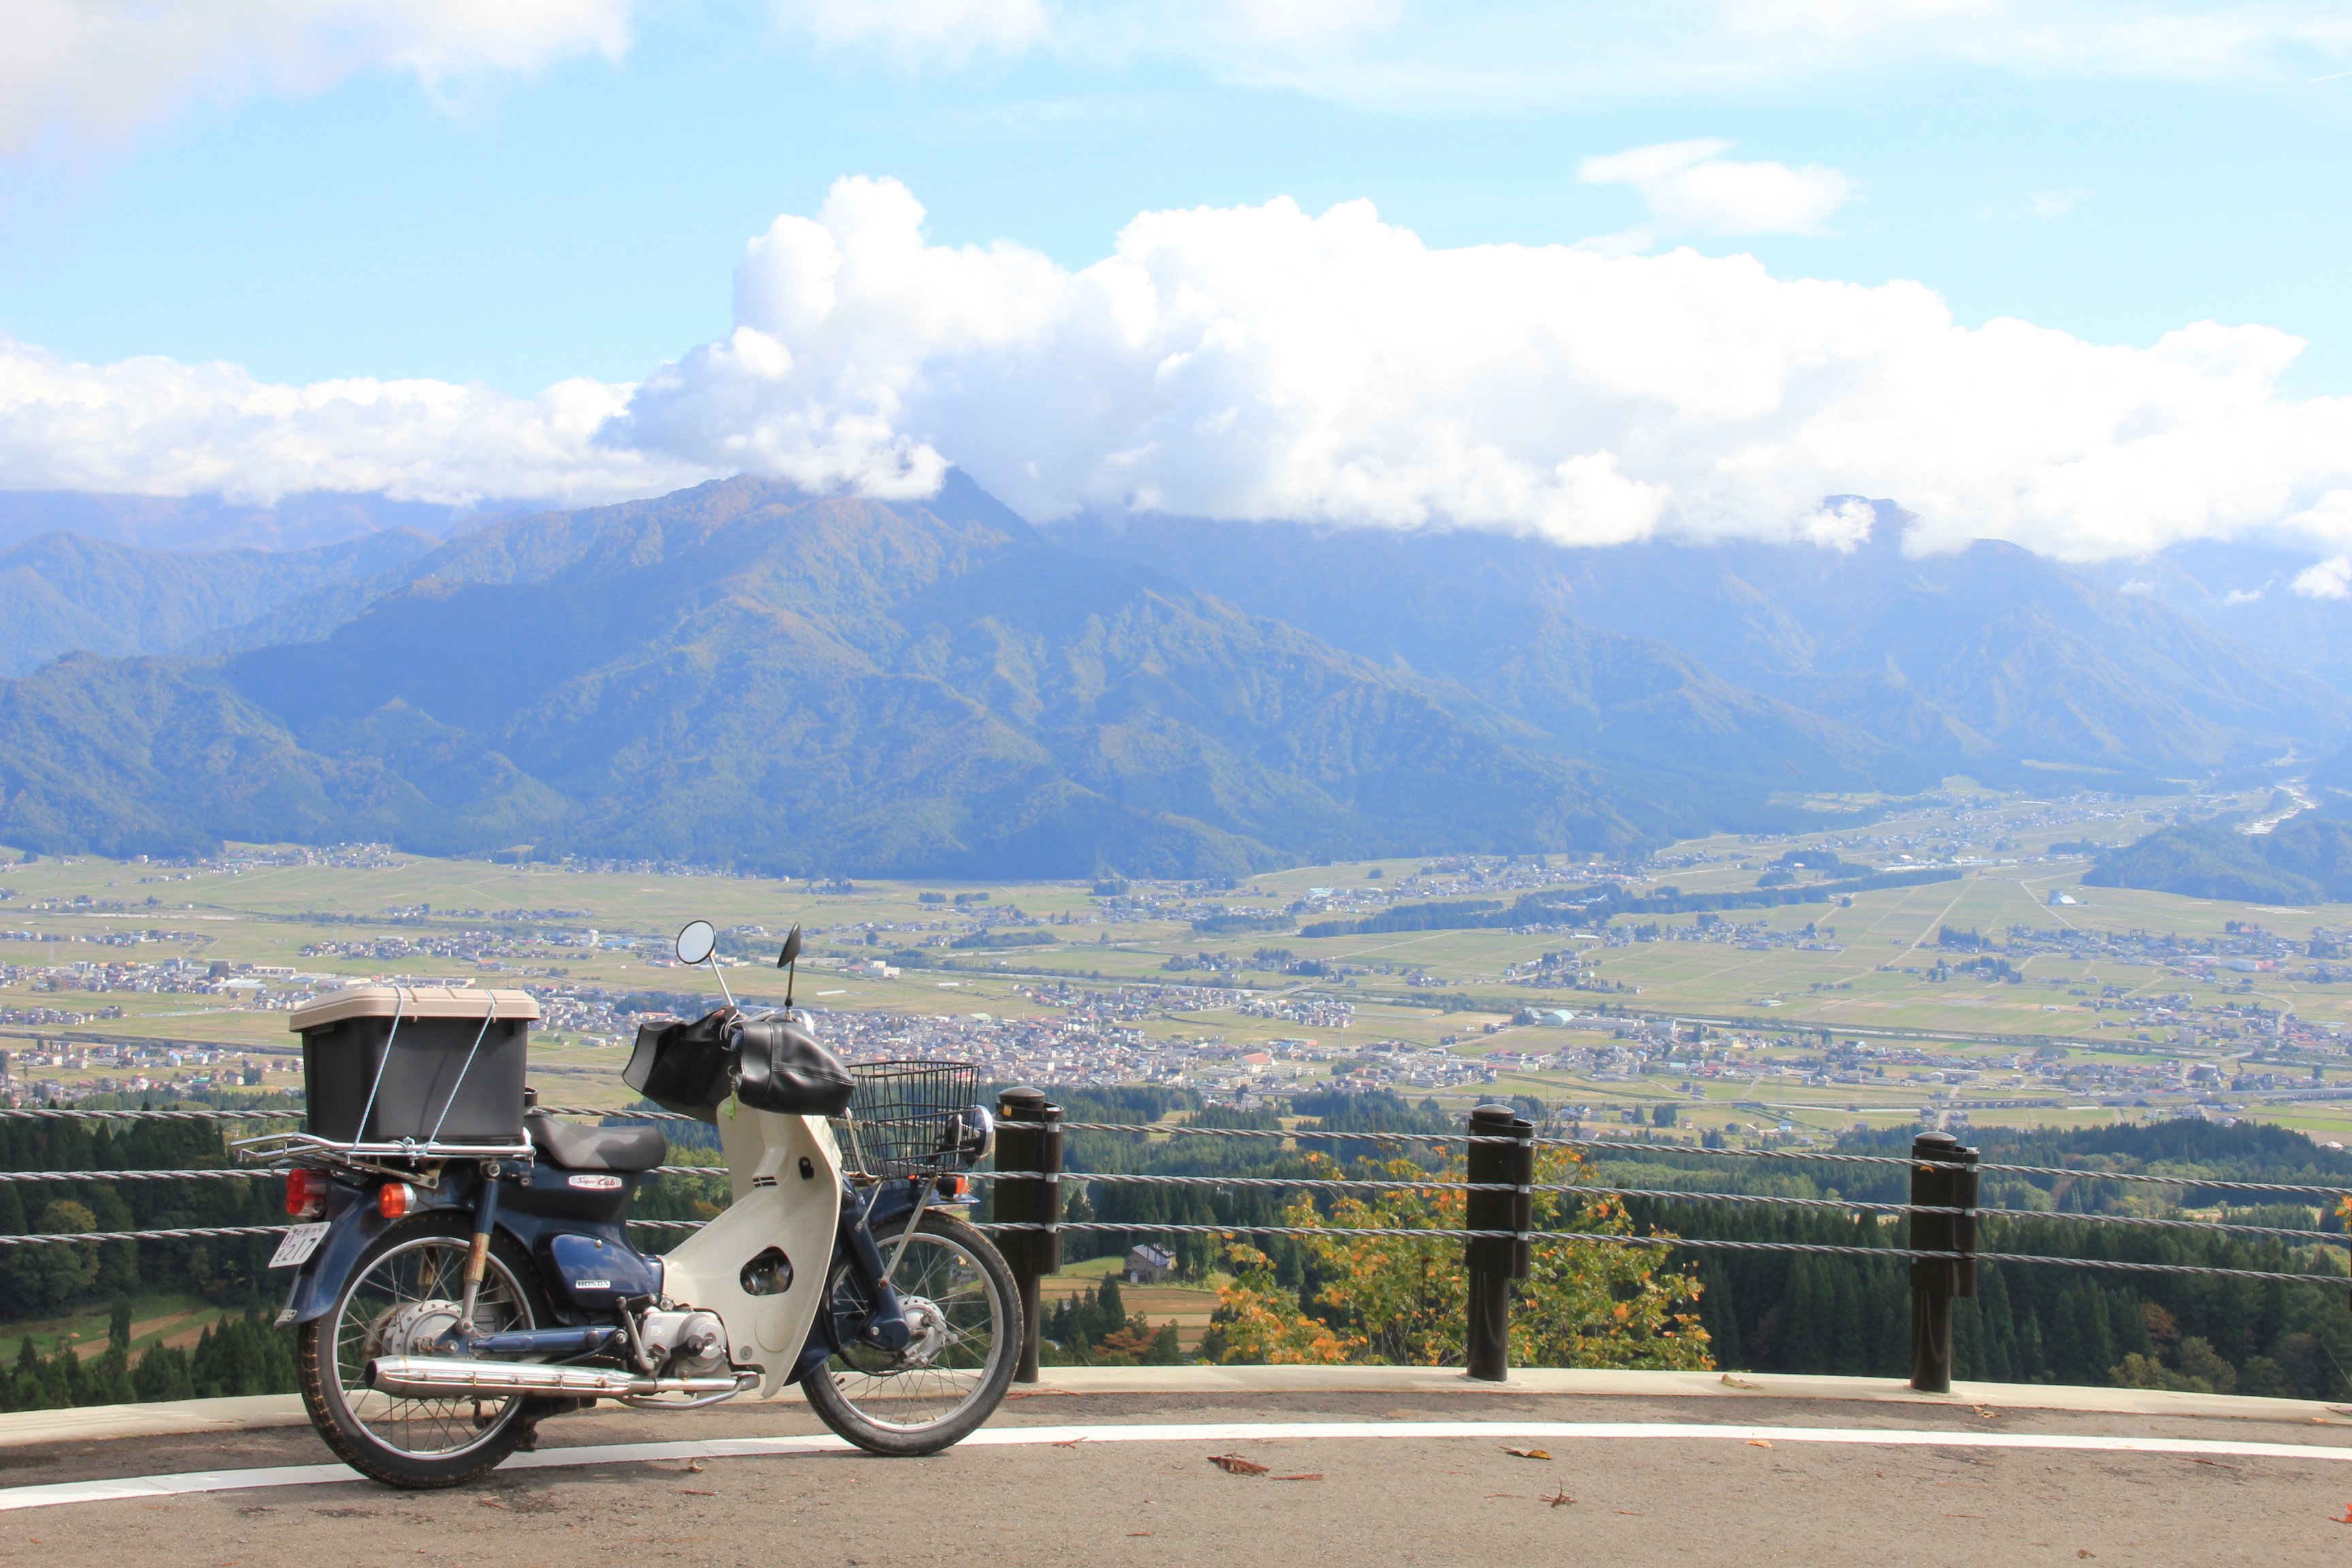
[285,1168,327,1217]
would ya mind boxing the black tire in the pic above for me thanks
[802,1210,1020,1456]
[296,1214,546,1489]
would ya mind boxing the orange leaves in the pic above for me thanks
[1209,1454,1271,1475]
[1203,1146,1712,1374]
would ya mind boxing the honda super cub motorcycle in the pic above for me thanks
[236,920,1016,1489]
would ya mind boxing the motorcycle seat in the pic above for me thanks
[524,1109,669,1173]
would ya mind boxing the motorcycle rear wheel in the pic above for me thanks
[295,1215,544,1488]
[802,1210,1019,1456]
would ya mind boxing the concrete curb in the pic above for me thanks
[1011,1365,2352,1424]
[3,1366,2342,1449]
[0,1394,309,1448]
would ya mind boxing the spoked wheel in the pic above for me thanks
[295,1216,543,1488]
[803,1210,1019,1456]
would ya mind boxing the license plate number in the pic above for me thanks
[270,1223,331,1268]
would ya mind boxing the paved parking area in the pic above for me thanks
[3,1390,2350,1568]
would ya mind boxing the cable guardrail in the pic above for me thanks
[1054,1120,2352,1198]
[6,1092,2352,1392]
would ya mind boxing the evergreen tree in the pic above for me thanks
[1097,1273,1125,1326]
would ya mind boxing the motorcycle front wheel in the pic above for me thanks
[295,1215,544,1488]
[802,1209,1019,1456]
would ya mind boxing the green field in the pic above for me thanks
[3,779,2345,1147]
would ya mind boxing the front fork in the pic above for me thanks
[839,1181,915,1353]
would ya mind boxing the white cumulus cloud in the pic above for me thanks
[15,178,2352,564]
[2,0,633,155]
[0,338,712,507]
[610,178,2352,559]
[2294,557,2352,599]
[1577,140,1858,252]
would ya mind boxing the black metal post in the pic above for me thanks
[995,1085,1062,1384]
[1908,1130,1979,1393]
[1465,1103,1533,1382]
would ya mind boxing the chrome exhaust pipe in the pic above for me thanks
[366,1356,749,1401]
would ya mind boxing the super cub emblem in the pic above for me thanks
[568,1173,624,1190]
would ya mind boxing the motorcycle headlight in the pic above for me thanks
[953,1104,996,1164]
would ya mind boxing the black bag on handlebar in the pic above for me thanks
[732,1020,854,1117]
[622,1008,736,1123]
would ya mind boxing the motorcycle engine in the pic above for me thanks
[640,1309,730,1378]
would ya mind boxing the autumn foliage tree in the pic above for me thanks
[1205,1149,1712,1369]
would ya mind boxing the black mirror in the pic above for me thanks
[675,919,717,966]
[776,924,802,968]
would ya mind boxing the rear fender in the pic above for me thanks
[278,1177,472,1326]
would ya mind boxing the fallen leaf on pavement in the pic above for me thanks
[1502,1448,1552,1460]
[1544,1492,1575,1508]
[2335,1504,2352,1524]
[1971,1407,1998,1419]
[1209,1454,1269,1475]
[679,1490,718,1497]
[1720,1374,1762,1390]
[687,1459,706,1472]
[1272,1475,1324,1482]
[1052,1437,1085,1448]
[2076,1551,2095,1559]
[1747,1439,1774,1449]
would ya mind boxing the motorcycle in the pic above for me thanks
[236,919,1017,1489]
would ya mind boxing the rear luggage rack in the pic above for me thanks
[231,1128,534,1178]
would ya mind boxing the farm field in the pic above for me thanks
[1033,1254,1224,1354]
[4,777,2349,1147]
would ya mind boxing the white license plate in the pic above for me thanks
[270,1223,331,1269]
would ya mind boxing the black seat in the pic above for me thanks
[525,1109,668,1173]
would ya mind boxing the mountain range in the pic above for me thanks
[0,475,2345,876]
[1052,506,2347,787]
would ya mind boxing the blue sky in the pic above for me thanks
[5,1,2347,395]
[3,2,2350,567]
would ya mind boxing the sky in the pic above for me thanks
[3,1,2351,571]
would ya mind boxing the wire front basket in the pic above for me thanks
[841,1060,979,1180]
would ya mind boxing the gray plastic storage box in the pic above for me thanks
[291,985,539,1147]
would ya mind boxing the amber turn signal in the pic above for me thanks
[377,1181,414,1220]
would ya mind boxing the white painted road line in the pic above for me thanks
[5,1420,2349,1513]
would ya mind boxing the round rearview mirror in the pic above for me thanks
[674,919,717,966]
